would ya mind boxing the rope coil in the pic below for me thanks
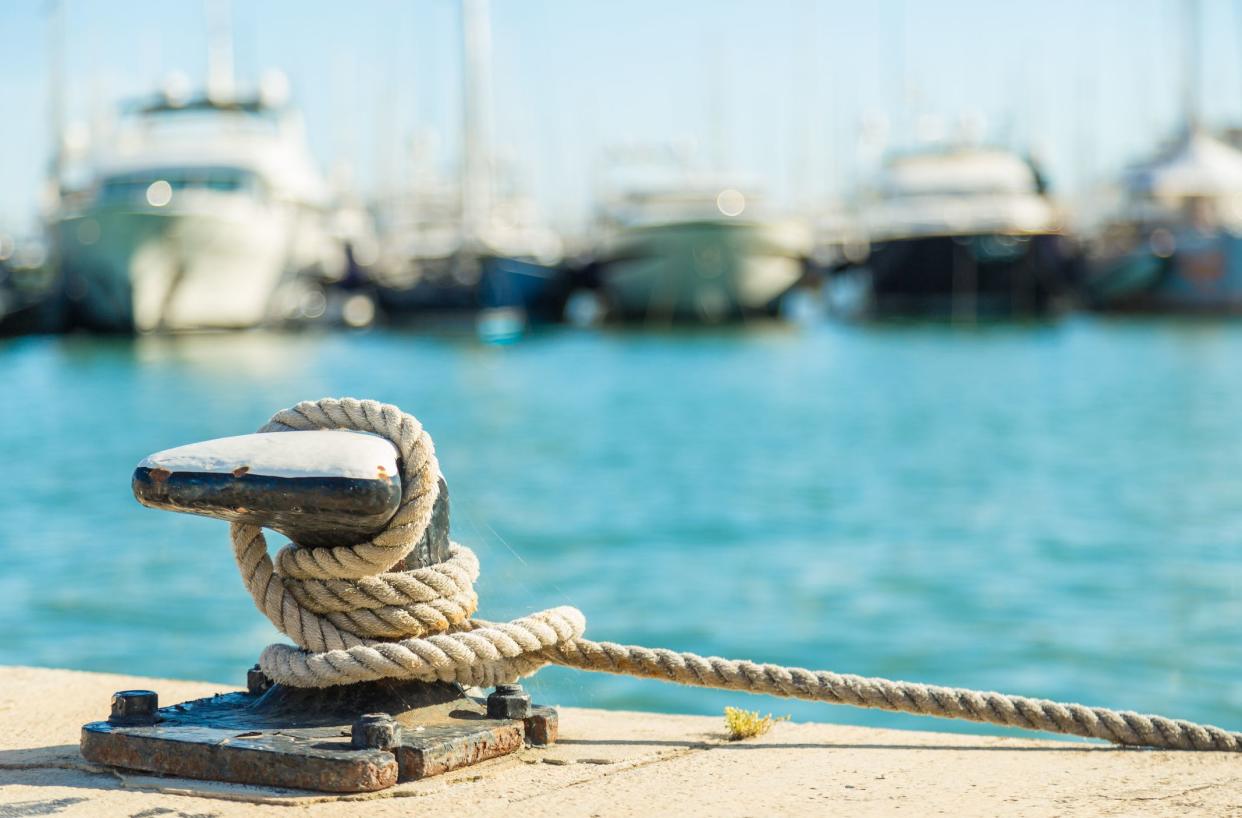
[235,397,1242,752]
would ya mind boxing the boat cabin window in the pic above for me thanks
[879,152,1040,200]
[130,104,284,138]
[99,167,261,203]
[604,189,760,226]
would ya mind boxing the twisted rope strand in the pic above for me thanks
[543,640,1240,750]
[235,398,1242,752]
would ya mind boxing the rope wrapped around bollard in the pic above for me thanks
[234,397,1242,752]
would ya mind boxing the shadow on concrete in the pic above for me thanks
[556,738,715,749]
[0,749,120,798]
[0,754,320,805]
[0,745,90,770]
[0,795,90,817]
[557,737,1117,752]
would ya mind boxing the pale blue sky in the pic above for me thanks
[3,0,1242,232]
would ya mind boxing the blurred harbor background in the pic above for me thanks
[1,0,1241,738]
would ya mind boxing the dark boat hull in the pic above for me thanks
[0,292,58,337]
[855,233,1076,317]
[0,261,62,337]
[479,256,569,319]
[1087,233,1242,314]
[374,255,568,323]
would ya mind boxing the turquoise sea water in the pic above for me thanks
[1,319,1240,740]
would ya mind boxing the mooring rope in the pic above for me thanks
[234,398,1242,752]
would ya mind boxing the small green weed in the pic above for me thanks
[723,706,789,741]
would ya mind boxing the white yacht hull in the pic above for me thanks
[595,220,809,322]
[57,198,330,332]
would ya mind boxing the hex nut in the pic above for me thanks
[351,713,402,750]
[487,684,531,719]
[247,664,272,696]
[109,690,159,726]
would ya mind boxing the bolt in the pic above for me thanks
[351,712,401,750]
[487,683,531,719]
[247,664,272,696]
[109,690,158,726]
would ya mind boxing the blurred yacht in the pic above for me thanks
[370,170,565,322]
[1083,0,1242,312]
[371,0,565,327]
[1086,129,1242,313]
[585,163,811,323]
[52,60,342,332]
[840,146,1076,317]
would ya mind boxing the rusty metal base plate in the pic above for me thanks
[80,680,556,793]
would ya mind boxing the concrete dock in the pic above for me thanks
[1,666,1237,816]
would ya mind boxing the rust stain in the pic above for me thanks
[81,726,398,792]
[232,465,250,478]
[148,468,171,484]
[397,723,524,780]
[525,711,558,745]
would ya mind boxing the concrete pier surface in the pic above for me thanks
[1,666,1237,817]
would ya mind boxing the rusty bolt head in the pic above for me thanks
[109,690,158,726]
[487,683,531,719]
[351,712,401,750]
[247,664,272,696]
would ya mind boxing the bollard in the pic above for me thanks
[80,427,553,793]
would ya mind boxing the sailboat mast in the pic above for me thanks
[1182,0,1201,128]
[46,0,66,208]
[461,0,493,253]
[205,0,235,103]
[888,0,907,147]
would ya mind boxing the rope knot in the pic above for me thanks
[232,397,585,685]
